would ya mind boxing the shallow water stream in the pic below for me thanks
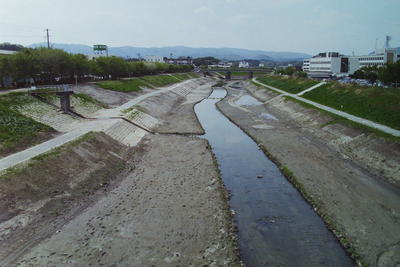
[195,88,353,267]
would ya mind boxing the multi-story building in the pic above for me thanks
[303,52,359,78]
[355,48,398,68]
[302,59,310,72]
[303,47,399,78]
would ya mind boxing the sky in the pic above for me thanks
[0,0,399,56]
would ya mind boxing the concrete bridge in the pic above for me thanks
[202,68,272,80]
[29,85,74,113]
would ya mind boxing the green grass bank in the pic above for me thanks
[0,93,54,156]
[303,82,400,130]
[256,75,319,94]
[96,73,198,92]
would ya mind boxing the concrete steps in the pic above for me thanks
[124,109,159,131]
[104,120,147,147]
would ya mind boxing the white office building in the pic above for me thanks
[355,48,398,68]
[303,52,359,78]
[144,55,164,63]
[239,61,250,68]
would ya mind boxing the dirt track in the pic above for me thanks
[218,81,400,266]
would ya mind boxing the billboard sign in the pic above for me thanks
[93,45,108,51]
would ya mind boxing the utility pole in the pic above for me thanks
[46,29,50,48]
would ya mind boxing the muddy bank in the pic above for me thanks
[218,82,400,266]
[13,134,240,267]
[136,78,213,134]
[245,81,400,187]
[0,78,241,266]
[0,132,131,265]
[73,83,155,108]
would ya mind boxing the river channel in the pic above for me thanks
[194,87,353,266]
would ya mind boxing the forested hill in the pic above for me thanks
[28,43,311,61]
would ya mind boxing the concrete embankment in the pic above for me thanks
[217,81,400,266]
[0,78,241,266]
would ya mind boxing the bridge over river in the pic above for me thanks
[203,68,273,80]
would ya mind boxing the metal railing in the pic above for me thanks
[28,84,73,93]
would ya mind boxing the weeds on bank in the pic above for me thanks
[256,76,319,94]
[303,82,400,130]
[74,93,109,108]
[0,133,96,180]
[97,73,197,92]
[283,96,400,143]
[96,79,150,92]
[139,74,180,87]
[0,93,52,149]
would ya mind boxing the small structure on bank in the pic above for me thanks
[29,85,74,113]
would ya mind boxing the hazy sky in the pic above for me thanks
[1,0,399,55]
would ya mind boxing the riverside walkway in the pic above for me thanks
[0,79,195,172]
[252,78,400,137]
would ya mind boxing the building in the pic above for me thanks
[238,61,249,68]
[302,59,310,72]
[144,55,164,63]
[303,52,359,78]
[164,56,193,65]
[355,48,398,68]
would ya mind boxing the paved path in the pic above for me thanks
[297,81,326,96]
[0,79,196,172]
[0,88,30,95]
[252,78,400,137]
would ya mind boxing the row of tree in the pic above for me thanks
[0,48,193,87]
[351,62,400,85]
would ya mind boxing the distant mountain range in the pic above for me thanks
[28,43,311,62]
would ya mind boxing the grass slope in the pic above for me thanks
[140,74,180,87]
[0,93,53,152]
[96,79,150,92]
[96,73,198,92]
[303,82,400,130]
[257,75,319,94]
[171,73,199,80]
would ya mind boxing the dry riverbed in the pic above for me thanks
[218,81,400,267]
[0,78,241,266]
